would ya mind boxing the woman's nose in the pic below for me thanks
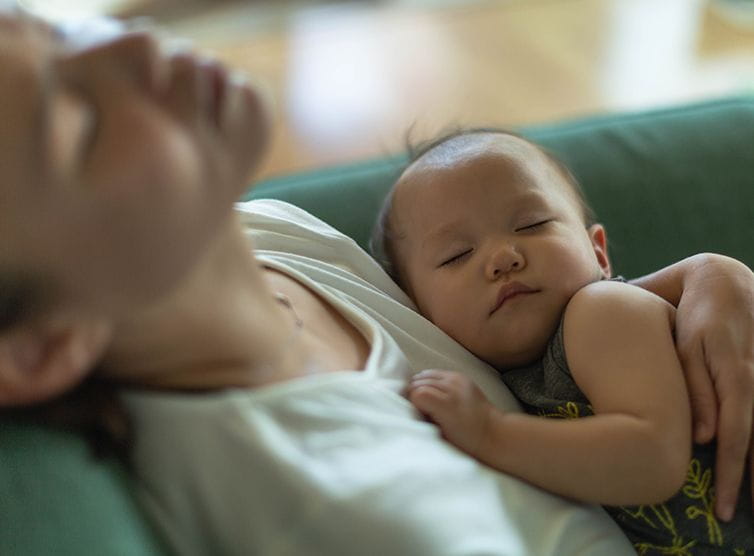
[485,243,525,280]
[65,31,164,93]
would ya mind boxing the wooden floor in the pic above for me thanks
[78,0,754,179]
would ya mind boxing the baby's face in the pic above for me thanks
[0,12,269,316]
[391,134,610,368]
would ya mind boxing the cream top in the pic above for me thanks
[122,199,633,555]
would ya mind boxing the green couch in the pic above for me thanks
[2,96,753,555]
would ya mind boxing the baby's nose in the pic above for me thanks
[486,245,524,279]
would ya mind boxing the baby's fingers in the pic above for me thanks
[409,370,457,393]
[412,369,456,382]
[408,382,454,421]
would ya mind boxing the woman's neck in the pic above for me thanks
[99,215,311,391]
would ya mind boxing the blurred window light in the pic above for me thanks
[600,0,704,108]
[16,0,126,20]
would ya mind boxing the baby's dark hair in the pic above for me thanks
[0,269,132,463]
[369,127,596,290]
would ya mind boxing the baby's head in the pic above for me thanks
[371,129,611,368]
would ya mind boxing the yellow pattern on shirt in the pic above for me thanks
[543,402,745,555]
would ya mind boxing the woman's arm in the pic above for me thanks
[630,253,754,521]
[409,282,691,505]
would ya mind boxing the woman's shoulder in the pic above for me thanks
[235,199,363,263]
[235,199,346,239]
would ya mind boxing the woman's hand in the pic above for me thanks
[631,253,754,520]
[673,254,754,522]
[408,370,494,458]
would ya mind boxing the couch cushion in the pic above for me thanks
[0,421,166,555]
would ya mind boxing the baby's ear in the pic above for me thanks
[0,314,112,407]
[588,224,612,279]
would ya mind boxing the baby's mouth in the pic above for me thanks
[490,282,539,315]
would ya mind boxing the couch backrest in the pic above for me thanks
[250,96,754,279]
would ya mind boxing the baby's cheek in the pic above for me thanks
[431,304,476,350]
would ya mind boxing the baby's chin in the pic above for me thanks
[485,345,548,372]
[475,325,556,371]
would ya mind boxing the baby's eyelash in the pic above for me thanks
[439,249,472,267]
[515,219,552,232]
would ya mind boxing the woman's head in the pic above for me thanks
[0,10,271,404]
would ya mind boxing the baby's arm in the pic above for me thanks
[409,281,692,506]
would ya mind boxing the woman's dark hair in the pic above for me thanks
[369,127,596,290]
[0,270,132,463]
[3,377,133,463]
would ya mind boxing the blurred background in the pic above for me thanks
[17,0,754,180]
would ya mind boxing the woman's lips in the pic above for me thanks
[490,282,540,315]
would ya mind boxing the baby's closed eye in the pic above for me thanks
[514,219,552,233]
[438,248,473,267]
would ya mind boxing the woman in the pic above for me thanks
[1,9,752,554]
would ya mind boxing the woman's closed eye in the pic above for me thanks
[76,95,100,163]
[47,68,101,173]
[62,87,100,167]
[438,249,473,268]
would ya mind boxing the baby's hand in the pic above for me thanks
[408,370,493,458]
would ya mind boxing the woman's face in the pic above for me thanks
[0,12,269,316]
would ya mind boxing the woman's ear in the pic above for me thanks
[588,224,612,279]
[0,314,112,407]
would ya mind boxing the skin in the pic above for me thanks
[0,13,265,314]
[390,133,610,368]
[633,256,754,521]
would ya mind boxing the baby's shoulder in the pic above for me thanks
[570,279,673,313]
[564,280,675,342]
